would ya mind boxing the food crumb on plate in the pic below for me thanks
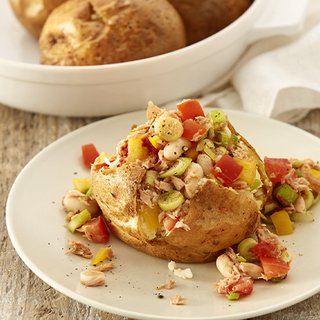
[170,294,186,305]
[80,270,105,287]
[156,279,176,290]
[66,240,92,259]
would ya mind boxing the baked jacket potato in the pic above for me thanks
[91,100,272,263]
[168,0,253,44]
[39,0,186,66]
[9,0,66,37]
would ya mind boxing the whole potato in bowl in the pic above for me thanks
[39,0,186,66]
[9,0,66,37]
[168,0,253,44]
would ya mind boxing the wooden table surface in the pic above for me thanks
[1,103,320,320]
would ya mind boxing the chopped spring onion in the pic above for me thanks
[227,292,240,301]
[302,189,315,209]
[155,116,183,142]
[67,209,91,233]
[159,157,192,178]
[145,170,158,186]
[290,211,314,223]
[237,238,257,262]
[207,110,227,124]
[158,190,185,211]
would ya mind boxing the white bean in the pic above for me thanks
[197,154,213,175]
[185,162,204,181]
[62,189,100,214]
[216,253,234,278]
[239,262,263,279]
[163,138,191,161]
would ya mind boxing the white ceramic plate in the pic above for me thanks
[6,109,320,320]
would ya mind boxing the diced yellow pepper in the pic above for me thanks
[127,137,149,162]
[309,168,320,180]
[137,204,160,240]
[148,135,162,149]
[270,210,294,235]
[90,247,113,266]
[234,158,256,185]
[72,178,91,194]
[184,147,198,161]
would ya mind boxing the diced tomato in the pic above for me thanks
[264,158,291,184]
[82,144,99,169]
[227,277,254,297]
[260,256,290,280]
[214,154,243,186]
[251,241,278,259]
[182,119,207,141]
[82,216,110,243]
[177,99,205,121]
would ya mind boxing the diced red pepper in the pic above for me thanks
[177,99,205,121]
[259,256,290,280]
[82,144,99,169]
[182,119,207,141]
[81,216,110,243]
[251,241,278,259]
[226,277,254,297]
[214,154,243,186]
[264,158,291,184]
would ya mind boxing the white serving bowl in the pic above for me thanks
[0,0,308,117]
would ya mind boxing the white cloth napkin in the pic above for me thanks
[197,0,320,123]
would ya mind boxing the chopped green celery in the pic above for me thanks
[208,127,215,140]
[232,134,239,144]
[302,189,314,209]
[67,209,91,233]
[215,130,230,146]
[203,145,217,160]
[72,178,91,194]
[157,190,185,211]
[314,194,320,205]
[159,157,192,178]
[145,170,158,186]
[295,169,303,178]
[236,254,246,263]
[227,292,240,301]
[274,183,299,206]
[250,179,261,191]
[264,201,279,214]
[290,211,314,222]
[292,159,303,168]
[207,110,227,124]
[237,238,257,262]
[86,186,93,197]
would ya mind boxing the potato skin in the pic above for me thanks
[9,0,66,37]
[168,0,252,44]
[92,163,260,263]
[39,0,186,66]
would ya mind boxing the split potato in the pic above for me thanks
[9,0,66,37]
[39,0,186,66]
[168,0,253,44]
[91,101,271,263]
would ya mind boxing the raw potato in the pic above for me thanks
[39,0,186,66]
[92,163,260,263]
[168,0,252,44]
[9,0,66,37]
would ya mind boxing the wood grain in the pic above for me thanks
[1,103,320,320]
